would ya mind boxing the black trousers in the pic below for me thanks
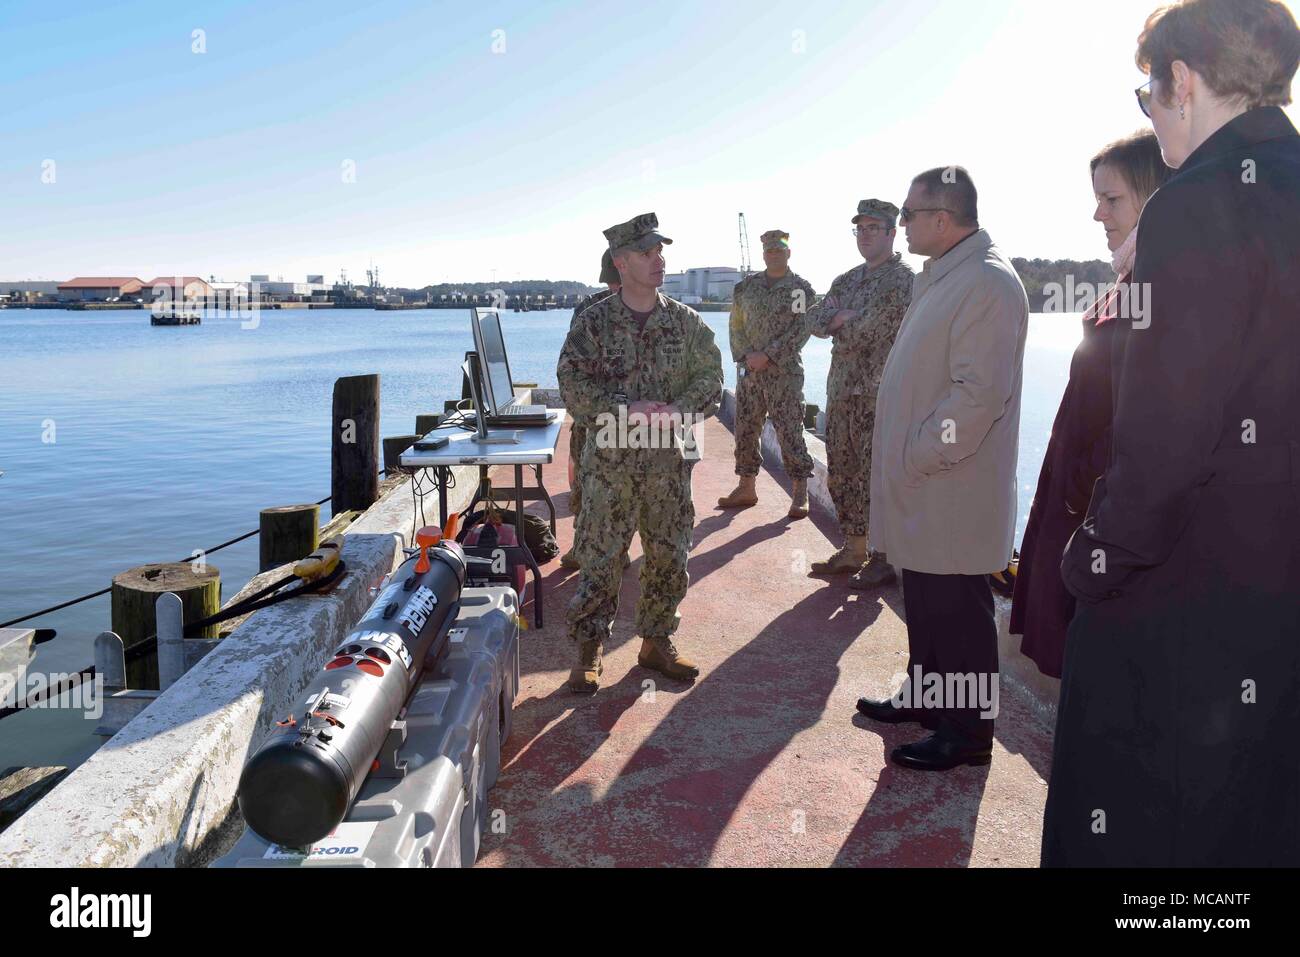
[900,569,999,745]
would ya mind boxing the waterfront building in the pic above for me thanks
[661,266,741,303]
[0,281,61,302]
[56,277,146,302]
[143,276,214,301]
[249,274,331,300]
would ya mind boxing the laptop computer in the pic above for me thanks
[470,307,557,426]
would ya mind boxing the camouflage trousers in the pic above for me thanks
[568,422,588,515]
[733,368,814,479]
[824,387,876,538]
[567,460,694,644]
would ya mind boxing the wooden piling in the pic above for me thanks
[383,434,421,475]
[804,403,820,431]
[331,374,380,513]
[259,503,320,571]
[111,563,220,689]
[415,413,442,435]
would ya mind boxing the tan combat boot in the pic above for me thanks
[568,639,603,693]
[717,475,758,509]
[809,534,868,575]
[849,550,897,589]
[788,478,809,519]
[637,636,700,680]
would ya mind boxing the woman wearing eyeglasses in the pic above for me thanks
[1010,131,1171,680]
[1043,0,1300,867]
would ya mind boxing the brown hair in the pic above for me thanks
[1090,129,1175,206]
[912,166,978,228]
[1137,0,1300,109]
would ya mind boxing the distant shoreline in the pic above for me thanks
[0,300,739,312]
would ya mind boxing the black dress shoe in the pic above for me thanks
[855,696,935,727]
[889,732,992,771]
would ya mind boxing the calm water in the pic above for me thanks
[0,306,1082,768]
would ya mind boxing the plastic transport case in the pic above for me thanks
[213,584,520,867]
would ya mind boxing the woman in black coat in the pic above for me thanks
[1011,132,1171,679]
[1043,0,1300,867]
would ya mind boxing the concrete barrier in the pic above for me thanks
[0,468,480,867]
[717,387,1059,727]
[718,388,836,521]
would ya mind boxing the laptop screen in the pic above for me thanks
[471,309,516,415]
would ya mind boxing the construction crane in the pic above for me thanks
[738,213,752,277]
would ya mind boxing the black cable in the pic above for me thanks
[0,587,112,626]
[123,559,348,662]
[410,467,447,541]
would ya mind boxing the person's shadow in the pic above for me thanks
[480,669,652,866]
[521,584,885,866]
[832,716,991,866]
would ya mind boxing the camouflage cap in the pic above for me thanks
[603,212,673,253]
[759,229,790,250]
[599,249,619,284]
[851,199,900,228]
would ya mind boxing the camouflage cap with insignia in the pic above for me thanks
[759,229,790,250]
[604,212,673,253]
[599,249,619,284]
[851,199,900,228]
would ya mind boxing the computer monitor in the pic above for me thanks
[470,307,518,416]
[462,353,491,441]
[461,352,519,445]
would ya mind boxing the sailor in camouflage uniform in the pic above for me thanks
[559,250,621,569]
[717,229,817,519]
[807,199,914,584]
[557,213,723,693]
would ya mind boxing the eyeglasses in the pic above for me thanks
[898,206,950,224]
[1135,79,1153,119]
[852,224,887,236]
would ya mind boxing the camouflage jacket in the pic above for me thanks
[569,288,616,332]
[557,292,723,468]
[728,270,817,375]
[807,253,914,395]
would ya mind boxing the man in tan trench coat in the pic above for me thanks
[857,167,1028,771]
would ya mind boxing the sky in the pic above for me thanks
[1,0,1296,291]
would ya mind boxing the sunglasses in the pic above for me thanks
[898,206,951,224]
[1135,79,1153,119]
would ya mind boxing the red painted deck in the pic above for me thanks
[476,417,1052,867]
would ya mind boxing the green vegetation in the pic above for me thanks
[1010,258,1112,311]
[415,280,594,299]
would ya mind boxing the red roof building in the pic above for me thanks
[56,277,146,301]
[143,277,214,299]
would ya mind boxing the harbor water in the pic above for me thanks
[0,306,1082,770]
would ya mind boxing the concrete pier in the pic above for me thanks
[475,399,1055,867]
[0,390,1058,867]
